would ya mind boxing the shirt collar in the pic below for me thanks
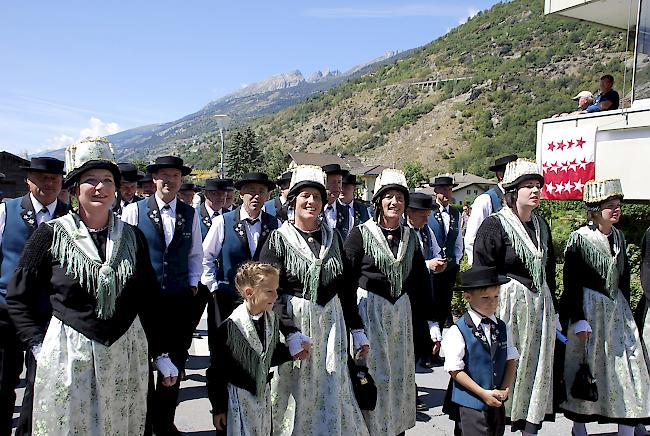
[240,206,261,222]
[467,307,497,326]
[205,203,217,218]
[436,201,448,212]
[497,182,505,194]
[155,194,177,213]
[30,193,56,215]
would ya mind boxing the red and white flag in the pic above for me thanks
[540,125,596,200]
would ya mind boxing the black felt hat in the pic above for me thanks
[203,178,230,191]
[20,157,65,175]
[63,160,121,189]
[408,192,433,210]
[488,154,518,172]
[146,156,192,176]
[222,179,235,191]
[343,173,362,186]
[276,171,293,187]
[234,172,275,191]
[138,172,153,184]
[117,162,144,182]
[321,164,349,177]
[460,266,510,290]
[432,176,459,187]
[179,183,201,192]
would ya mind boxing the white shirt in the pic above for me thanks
[202,207,280,292]
[121,194,203,287]
[436,201,464,263]
[406,221,443,266]
[0,194,57,245]
[324,202,337,229]
[204,203,220,221]
[464,184,504,266]
[442,307,519,372]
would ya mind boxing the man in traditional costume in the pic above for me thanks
[0,157,68,436]
[121,155,203,436]
[338,173,371,240]
[464,154,518,266]
[113,162,143,218]
[344,168,438,435]
[473,159,557,435]
[321,163,351,237]
[137,172,156,198]
[178,183,201,205]
[264,171,292,222]
[560,179,650,436]
[222,179,236,213]
[199,178,229,239]
[202,172,278,327]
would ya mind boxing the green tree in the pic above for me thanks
[224,127,263,179]
[130,159,148,173]
[403,160,428,188]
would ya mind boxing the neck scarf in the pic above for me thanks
[49,212,137,319]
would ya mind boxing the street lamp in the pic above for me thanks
[214,114,231,178]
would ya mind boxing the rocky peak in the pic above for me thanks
[306,69,343,83]
[231,70,306,98]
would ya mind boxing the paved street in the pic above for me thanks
[12,312,641,435]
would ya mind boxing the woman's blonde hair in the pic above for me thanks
[234,261,280,297]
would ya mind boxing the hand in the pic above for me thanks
[161,375,178,387]
[356,344,370,360]
[428,258,447,273]
[287,332,312,358]
[293,347,310,361]
[432,341,441,356]
[190,286,198,296]
[481,389,504,408]
[494,388,509,402]
[576,331,590,342]
[214,413,227,431]
[155,355,179,387]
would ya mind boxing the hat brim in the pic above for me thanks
[20,166,66,175]
[146,164,192,176]
[503,174,545,191]
[460,275,510,290]
[372,184,410,204]
[432,182,459,187]
[325,170,350,177]
[234,179,276,191]
[585,194,624,206]
[407,204,431,211]
[64,160,121,189]
[488,164,507,172]
[287,181,327,205]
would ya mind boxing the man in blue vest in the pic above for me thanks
[221,179,235,213]
[338,173,371,240]
[113,162,143,217]
[264,170,292,222]
[121,155,203,436]
[427,176,463,364]
[0,157,67,436]
[321,163,351,239]
[199,178,229,239]
[464,154,518,266]
[202,172,279,330]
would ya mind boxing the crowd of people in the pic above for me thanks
[0,135,649,436]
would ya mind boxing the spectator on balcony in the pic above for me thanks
[584,75,619,113]
[552,91,593,118]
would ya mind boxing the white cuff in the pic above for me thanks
[31,343,43,363]
[351,329,370,350]
[155,354,179,378]
[286,332,311,357]
[572,320,592,334]
[428,321,442,342]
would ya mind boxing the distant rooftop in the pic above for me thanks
[287,151,363,169]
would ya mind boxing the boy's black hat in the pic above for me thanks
[460,266,510,289]
[408,192,433,210]
[488,154,518,172]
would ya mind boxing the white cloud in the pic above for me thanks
[40,134,75,151]
[305,4,472,19]
[79,117,120,139]
[458,7,480,25]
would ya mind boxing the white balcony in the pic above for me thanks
[544,0,640,30]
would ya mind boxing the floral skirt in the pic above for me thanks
[227,383,272,436]
[357,289,416,435]
[498,278,556,429]
[271,295,368,436]
[562,288,650,421]
[32,316,150,436]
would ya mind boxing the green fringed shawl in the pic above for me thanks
[268,222,343,302]
[359,220,417,299]
[49,213,137,319]
[225,305,279,397]
[496,207,549,292]
[565,226,625,294]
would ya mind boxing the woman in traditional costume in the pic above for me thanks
[259,165,370,436]
[560,179,650,436]
[6,155,178,436]
[472,159,557,435]
[343,168,436,436]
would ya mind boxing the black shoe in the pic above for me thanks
[420,356,434,368]
[416,397,429,411]
[153,424,181,436]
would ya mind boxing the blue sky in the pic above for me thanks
[0,1,500,155]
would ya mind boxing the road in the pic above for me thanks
[13,312,642,435]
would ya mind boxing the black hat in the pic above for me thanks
[321,164,349,177]
[223,179,235,191]
[407,192,433,210]
[117,162,144,182]
[234,172,275,191]
[63,160,121,189]
[432,176,459,187]
[276,171,293,187]
[488,154,518,172]
[343,173,362,186]
[179,183,201,192]
[460,266,510,290]
[203,178,230,191]
[146,156,192,176]
[20,157,65,175]
[138,172,153,185]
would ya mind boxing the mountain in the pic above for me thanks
[105,50,407,162]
